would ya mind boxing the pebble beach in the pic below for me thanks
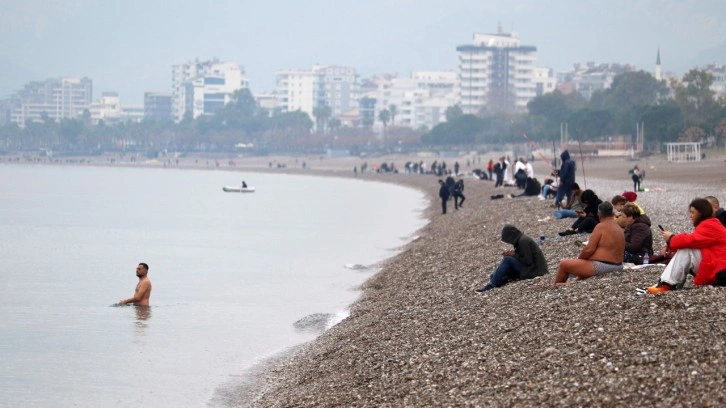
[222,154,726,407]
[3,152,725,406]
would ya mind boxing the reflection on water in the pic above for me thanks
[134,306,152,334]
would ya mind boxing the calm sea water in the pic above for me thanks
[0,164,427,407]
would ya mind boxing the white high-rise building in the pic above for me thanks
[275,65,358,126]
[10,77,92,127]
[89,91,121,124]
[457,28,539,113]
[171,59,248,121]
[364,71,459,131]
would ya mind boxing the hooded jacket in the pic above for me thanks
[559,150,576,186]
[668,217,726,286]
[501,225,548,279]
[624,214,653,256]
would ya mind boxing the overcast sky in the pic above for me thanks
[1,0,725,105]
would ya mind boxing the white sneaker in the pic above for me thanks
[538,196,545,201]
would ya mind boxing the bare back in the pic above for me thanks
[579,217,625,264]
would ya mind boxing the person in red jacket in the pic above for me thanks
[648,198,726,293]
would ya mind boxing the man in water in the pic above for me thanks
[119,263,152,306]
[554,202,625,284]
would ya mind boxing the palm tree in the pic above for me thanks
[312,105,332,134]
[388,104,398,125]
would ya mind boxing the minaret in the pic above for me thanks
[655,47,662,81]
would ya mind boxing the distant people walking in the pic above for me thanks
[476,225,548,292]
[453,179,465,209]
[438,179,451,214]
[487,159,494,180]
[555,150,576,208]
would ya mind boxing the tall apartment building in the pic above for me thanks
[275,65,358,126]
[171,59,248,121]
[457,28,538,113]
[362,71,459,131]
[9,77,92,127]
[144,92,172,121]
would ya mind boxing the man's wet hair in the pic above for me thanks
[139,262,149,271]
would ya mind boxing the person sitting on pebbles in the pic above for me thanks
[476,224,548,292]
[647,198,726,293]
[554,202,625,285]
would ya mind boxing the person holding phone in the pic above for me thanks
[558,189,602,236]
[647,198,726,293]
[475,225,548,292]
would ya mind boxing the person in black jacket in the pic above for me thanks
[705,196,726,227]
[555,150,576,208]
[453,179,465,209]
[559,189,602,235]
[438,179,450,214]
[476,225,549,292]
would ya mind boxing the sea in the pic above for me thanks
[0,164,428,407]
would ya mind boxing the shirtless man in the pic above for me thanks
[119,263,152,306]
[554,202,625,284]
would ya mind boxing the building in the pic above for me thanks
[457,27,539,114]
[9,77,92,127]
[362,71,459,131]
[171,59,249,121]
[88,91,121,124]
[702,63,726,100]
[144,92,172,121]
[556,62,635,100]
[275,65,358,128]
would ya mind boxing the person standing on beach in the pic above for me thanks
[453,179,465,209]
[476,225,548,292]
[438,180,451,214]
[119,263,152,306]
[487,159,494,180]
[555,150,576,208]
[554,202,624,284]
[631,165,641,192]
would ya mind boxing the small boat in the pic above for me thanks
[222,186,256,193]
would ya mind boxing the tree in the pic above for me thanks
[713,118,726,150]
[388,104,398,125]
[328,118,341,134]
[378,109,390,130]
[445,105,463,122]
[678,126,706,143]
[673,69,718,124]
[639,101,684,144]
[567,108,615,141]
[312,105,332,134]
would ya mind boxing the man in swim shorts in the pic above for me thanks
[554,202,625,284]
[119,263,152,306]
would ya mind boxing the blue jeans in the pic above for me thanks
[554,209,578,219]
[489,256,524,288]
[555,184,572,207]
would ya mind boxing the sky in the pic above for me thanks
[1,0,725,105]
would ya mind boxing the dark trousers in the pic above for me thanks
[555,183,572,207]
[454,193,465,209]
[571,216,598,233]
[489,256,523,287]
[441,197,448,214]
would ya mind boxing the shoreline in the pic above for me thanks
[3,153,726,406]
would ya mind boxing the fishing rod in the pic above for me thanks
[577,138,587,189]
[507,118,554,170]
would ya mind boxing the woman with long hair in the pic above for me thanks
[648,198,726,293]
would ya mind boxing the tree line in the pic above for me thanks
[1,69,724,156]
[423,69,726,151]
